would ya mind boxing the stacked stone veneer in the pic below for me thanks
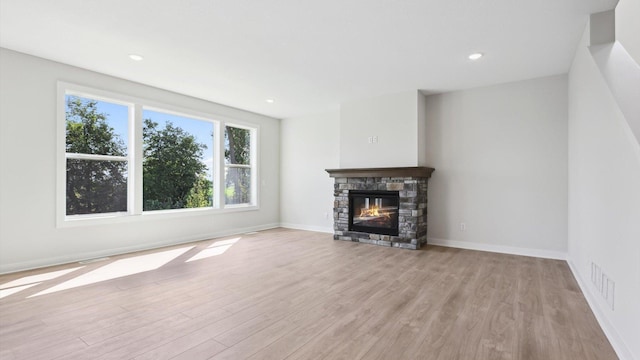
[333,177,429,249]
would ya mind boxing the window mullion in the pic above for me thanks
[213,121,222,208]
[131,104,144,215]
[65,153,127,162]
[218,122,226,208]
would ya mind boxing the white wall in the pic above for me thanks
[339,90,422,168]
[616,0,640,66]
[280,111,339,232]
[589,41,640,146]
[568,21,640,360]
[424,75,568,258]
[587,5,640,147]
[0,48,281,273]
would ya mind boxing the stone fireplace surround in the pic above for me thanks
[326,167,434,249]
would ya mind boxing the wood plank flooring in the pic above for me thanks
[0,228,617,359]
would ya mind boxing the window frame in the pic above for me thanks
[141,105,221,212]
[57,82,259,228]
[223,123,259,208]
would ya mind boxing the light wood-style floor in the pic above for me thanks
[0,228,617,360]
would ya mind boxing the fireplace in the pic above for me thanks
[349,191,399,236]
[326,167,434,249]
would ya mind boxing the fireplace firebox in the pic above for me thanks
[349,190,399,236]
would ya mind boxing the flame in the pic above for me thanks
[359,205,390,218]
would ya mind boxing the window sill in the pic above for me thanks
[58,205,259,228]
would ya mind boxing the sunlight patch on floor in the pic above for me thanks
[29,246,194,297]
[1,267,83,290]
[0,283,41,299]
[186,237,240,262]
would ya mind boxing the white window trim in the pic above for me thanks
[223,122,259,208]
[66,153,128,162]
[57,82,259,228]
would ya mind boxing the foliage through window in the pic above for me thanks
[61,85,258,223]
[225,126,253,205]
[143,110,214,211]
[65,95,129,215]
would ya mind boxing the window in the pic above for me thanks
[58,83,258,225]
[64,95,130,216]
[143,109,215,211]
[224,125,256,206]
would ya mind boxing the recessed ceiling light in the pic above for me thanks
[266,99,275,104]
[468,52,483,60]
[128,54,144,61]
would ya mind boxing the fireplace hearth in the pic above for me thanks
[326,167,434,250]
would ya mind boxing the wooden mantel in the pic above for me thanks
[325,166,435,178]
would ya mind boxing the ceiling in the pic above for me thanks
[0,0,617,119]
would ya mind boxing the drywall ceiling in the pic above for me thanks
[0,0,617,119]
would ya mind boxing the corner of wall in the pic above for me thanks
[279,111,339,231]
[417,91,428,166]
[589,10,615,46]
[588,4,640,147]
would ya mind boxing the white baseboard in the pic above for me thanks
[280,223,334,234]
[0,223,281,274]
[427,237,567,260]
[567,259,635,360]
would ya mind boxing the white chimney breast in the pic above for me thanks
[339,90,427,168]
